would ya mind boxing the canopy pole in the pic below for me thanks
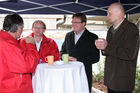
[136,18,140,25]
[125,14,129,20]
[75,0,78,3]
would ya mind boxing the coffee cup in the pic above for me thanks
[45,56,54,65]
[95,38,104,45]
[62,54,69,63]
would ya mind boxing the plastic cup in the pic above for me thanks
[62,54,69,63]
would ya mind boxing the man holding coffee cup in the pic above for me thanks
[0,13,39,93]
[95,2,139,93]
[60,13,100,93]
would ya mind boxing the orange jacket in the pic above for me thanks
[0,31,39,93]
[30,33,60,62]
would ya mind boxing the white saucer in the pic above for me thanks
[55,61,64,65]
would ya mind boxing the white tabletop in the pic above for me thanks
[32,61,89,93]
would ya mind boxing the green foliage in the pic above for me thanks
[93,71,103,83]
[93,61,104,83]
[93,60,140,93]
[134,66,140,93]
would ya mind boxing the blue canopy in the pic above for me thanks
[0,0,139,15]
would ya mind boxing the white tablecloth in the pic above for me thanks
[32,61,89,93]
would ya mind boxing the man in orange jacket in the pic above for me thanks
[0,13,39,93]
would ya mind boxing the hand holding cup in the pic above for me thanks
[69,56,77,61]
[95,38,107,50]
[24,36,35,44]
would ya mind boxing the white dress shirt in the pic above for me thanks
[74,29,85,44]
[113,19,124,30]
[35,38,42,52]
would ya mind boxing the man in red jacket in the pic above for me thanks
[30,20,59,63]
[0,13,39,93]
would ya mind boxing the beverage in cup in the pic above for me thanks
[46,56,54,65]
[62,54,69,63]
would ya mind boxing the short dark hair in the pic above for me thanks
[72,13,87,23]
[3,13,24,32]
[32,20,46,29]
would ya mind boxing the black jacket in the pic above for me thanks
[60,28,100,89]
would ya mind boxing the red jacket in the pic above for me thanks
[30,33,60,62]
[0,31,39,93]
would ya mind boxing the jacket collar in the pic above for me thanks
[30,33,49,44]
[0,30,18,44]
[72,28,89,46]
[108,18,128,43]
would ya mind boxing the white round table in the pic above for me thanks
[32,61,89,93]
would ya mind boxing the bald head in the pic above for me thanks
[107,2,125,26]
[110,2,125,15]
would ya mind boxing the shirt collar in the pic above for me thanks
[113,19,124,30]
[74,28,85,36]
[74,29,85,44]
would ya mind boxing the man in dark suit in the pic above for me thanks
[95,2,139,93]
[60,13,100,93]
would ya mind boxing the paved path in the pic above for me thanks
[92,87,104,93]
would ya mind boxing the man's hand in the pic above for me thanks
[69,56,77,61]
[24,36,35,44]
[95,38,107,50]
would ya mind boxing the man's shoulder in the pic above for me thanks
[43,37,54,41]
[43,36,56,45]
[67,31,73,35]
[123,19,137,27]
[65,31,74,37]
[122,19,138,32]
[85,29,98,38]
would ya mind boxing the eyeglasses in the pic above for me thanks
[71,21,82,24]
[33,27,45,29]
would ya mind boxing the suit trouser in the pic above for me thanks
[84,64,92,93]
